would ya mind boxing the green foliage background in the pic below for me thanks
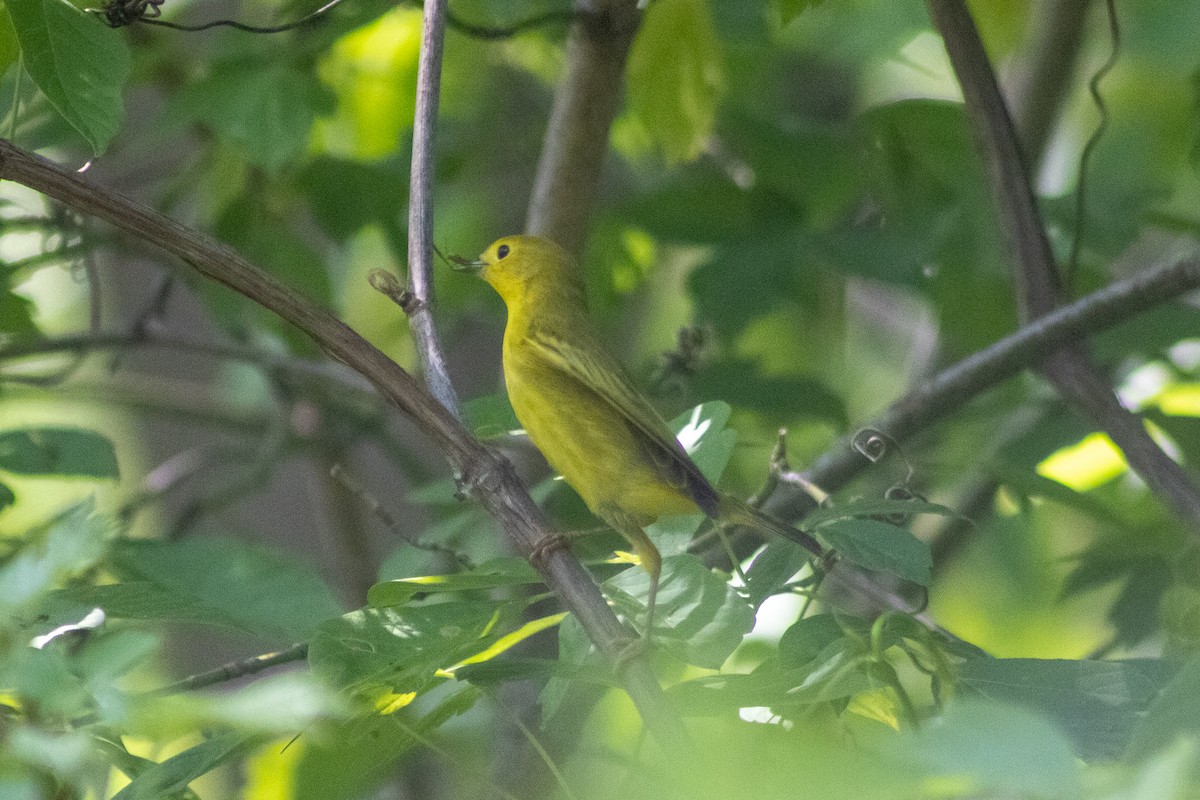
[2,0,1200,797]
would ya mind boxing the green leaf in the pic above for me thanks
[818,519,932,585]
[627,0,725,163]
[744,540,810,607]
[606,554,754,668]
[773,0,825,26]
[308,602,515,697]
[1128,655,1200,761]
[0,427,118,478]
[111,537,343,638]
[691,358,847,429]
[111,732,257,800]
[368,559,542,607]
[0,7,18,75]
[42,581,240,628]
[294,714,418,800]
[910,700,1079,797]
[777,614,845,667]
[6,0,130,153]
[0,290,40,337]
[957,658,1172,761]
[0,481,14,511]
[0,501,110,610]
[462,393,522,439]
[175,60,332,172]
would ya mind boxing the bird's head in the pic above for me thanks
[453,235,582,306]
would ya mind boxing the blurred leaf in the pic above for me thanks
[0,481,14,511]
[215,193,334,311]
[462,392,522,439]
[368,558,542,607]
[112,537,343,639]
[688,234,814,339]
[1144,409,1200,467]
[175,60,332,172]
[1128,655,1200,761]
[6,0,130,152]
[606,554,754,668]
[819,519,932,585]
[627,0,725,163]
[41,581,239,628]
[909,700,1079,797]
[692,358,847,429]
[293,713,416,800]
[0,427,118,478]
[111,732,258,800]
[620,163,755,243]
[0,501,110,610]
[126,674,346,739]
[957,658,1172,761]
[298,156,408,242]
[774,0,825,25]
[0,6,17,74]
[0,289,39,336]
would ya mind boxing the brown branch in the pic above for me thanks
[926,0,1200,530]
[0,138,689,753]
[524,0,641,255]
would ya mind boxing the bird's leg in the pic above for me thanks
[601,510,662,639]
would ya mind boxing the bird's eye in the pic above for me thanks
[497,244,510,259]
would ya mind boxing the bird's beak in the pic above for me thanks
[448,253,485,273]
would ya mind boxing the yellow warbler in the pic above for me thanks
[457,235,819,630]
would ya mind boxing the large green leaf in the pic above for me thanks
[606,554,754,668]
[627,0,725,163]
[111,537,343,639]
[908,700,1079,797]
[1128,656,1200,761]
[958,658,1172,761]
[174,60,333,173]
[6,0,130,153]
[818,518,932,585]
[111,732,258,800]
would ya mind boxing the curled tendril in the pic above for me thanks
[851,428,890,463]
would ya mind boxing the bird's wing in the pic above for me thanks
[525,325,720,515]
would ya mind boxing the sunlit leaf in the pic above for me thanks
[6,0,130,152]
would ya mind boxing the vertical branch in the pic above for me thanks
[525,0,641,255]
[926,0,1200,528]
[407,0,461,417]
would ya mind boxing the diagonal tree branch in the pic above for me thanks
[783,254,1200,517]
[0,138,690,754]
[925,0,1200,530]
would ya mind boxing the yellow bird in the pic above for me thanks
[457,235,820,631]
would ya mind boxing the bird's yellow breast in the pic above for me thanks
[502,333,698,523]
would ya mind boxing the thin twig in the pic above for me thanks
[406,0,461,418]
[144,642,309,696]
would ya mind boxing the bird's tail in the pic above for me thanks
[716,495,823,557]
